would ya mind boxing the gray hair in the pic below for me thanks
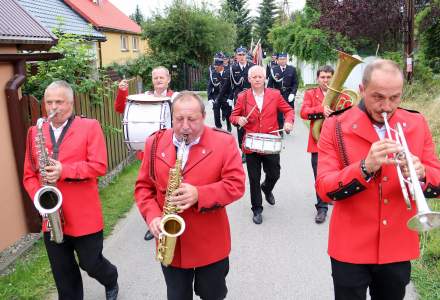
[172,91,205,115]
[44,80,74,102]
[362,59,403,87]
[248,65,266,78]
[152,66,170,78]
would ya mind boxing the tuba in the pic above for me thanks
[33,111,64,243]
[156,136,187,266]
[383,112,440,232]
[311,51,363,142]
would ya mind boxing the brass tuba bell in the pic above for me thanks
[311,51,363,142]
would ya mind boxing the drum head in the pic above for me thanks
[127,93,170,102]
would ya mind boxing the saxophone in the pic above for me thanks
[33,111,64,244]
[156,135,187,266]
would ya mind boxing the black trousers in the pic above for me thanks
[44,231,118,300]
[213,101,231,131]
[237,127,245,150]
[277,92,294,130]
[245,152,281,214]
[311,152,328,212]
[161,257,229,300]
[331,258,411,300]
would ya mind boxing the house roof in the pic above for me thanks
[0,0,57,48]
[17,0,106,41]
[63,0,142,34]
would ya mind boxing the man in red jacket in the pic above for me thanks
[316,59,440,299]
[23,81,119,300]
[114,66,175,241]
[230,65,294,225]
[135,91,245,300]
[300,65,335,224]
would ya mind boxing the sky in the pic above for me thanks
[109,0,306,18]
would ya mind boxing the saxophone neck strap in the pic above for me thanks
[49,115,75,160]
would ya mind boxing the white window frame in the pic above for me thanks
[120,35,129,51]
[132,36,139,52]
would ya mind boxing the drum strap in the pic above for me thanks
[335,119,350,167]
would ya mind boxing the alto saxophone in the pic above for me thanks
[157,136,187,266]
[33,111,64,243]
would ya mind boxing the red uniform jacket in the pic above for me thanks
[114,88,174,114]
[229,88,294,154]
[300,87,325,153]
[316,103,440,264]
[114,88,174,160]
[23,117,107,236]
[134,127,245,268]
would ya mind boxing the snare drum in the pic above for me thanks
[123,94,171,151]
[244,133,282,154]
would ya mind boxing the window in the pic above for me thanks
[120,35,129,51]
[132,36,139,51]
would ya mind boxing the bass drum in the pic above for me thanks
[123,95,171,151]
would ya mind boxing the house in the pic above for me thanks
[64,0,148,67]
[17,0,106,67]
[0,0,59,252]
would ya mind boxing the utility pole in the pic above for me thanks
[281,0,290,25]
[403,0,415,83]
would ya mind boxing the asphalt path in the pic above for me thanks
[76,98,418,300]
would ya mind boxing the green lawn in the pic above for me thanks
[0,161,140,300]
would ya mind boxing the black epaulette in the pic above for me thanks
[213,127,232,135]
[398,107,420,114]
[328,105,353,117]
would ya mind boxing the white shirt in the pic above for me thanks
[172,134,201,169]
[50,119,69,142]
[239,63,246,70]
[374,123,387,139]
[253,91,264,112]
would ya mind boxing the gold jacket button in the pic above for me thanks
[383,219,388,225]
[384,199,389,204]
[383,176,388,182]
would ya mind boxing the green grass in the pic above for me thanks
[0,161,140,300]
[402,78,440,299]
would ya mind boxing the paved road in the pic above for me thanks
[78,101,418,299]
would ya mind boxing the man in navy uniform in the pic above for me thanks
[230,46,254,162]
[268,52,298,132]
[266,53,278,80]
[208,57,232,132]
[223,52,230,68]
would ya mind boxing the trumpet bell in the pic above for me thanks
[407,212,440,232]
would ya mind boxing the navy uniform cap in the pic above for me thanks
[278,52,288,58]
[214,52,225,59]
[235,46,247,54]
[272,53,278,58]
[214,58,223,66]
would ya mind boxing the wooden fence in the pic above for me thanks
[20,77,141,173]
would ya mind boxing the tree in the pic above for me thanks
[255,0,277,52]
[143,1,236,66]
[416,0,440,73]
[316,1,403,54]
[269,6,355,64]
[221,0,252,47]
[130,5,145,26]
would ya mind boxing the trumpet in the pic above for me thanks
[382,112,440,232]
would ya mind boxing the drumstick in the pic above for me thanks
[269,128,285,134]
[239,105,258,129]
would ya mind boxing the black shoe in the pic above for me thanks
[252,213,263,225]
[242,153,246,164]
[144,230,154,241]
[106,282,119,300]
[222,115,226,121]
[261,184,275,205]
[315,210,327,224]
[227,124,232,132]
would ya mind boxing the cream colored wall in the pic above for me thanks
[0,46,28,252]
[100,31,148,66]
